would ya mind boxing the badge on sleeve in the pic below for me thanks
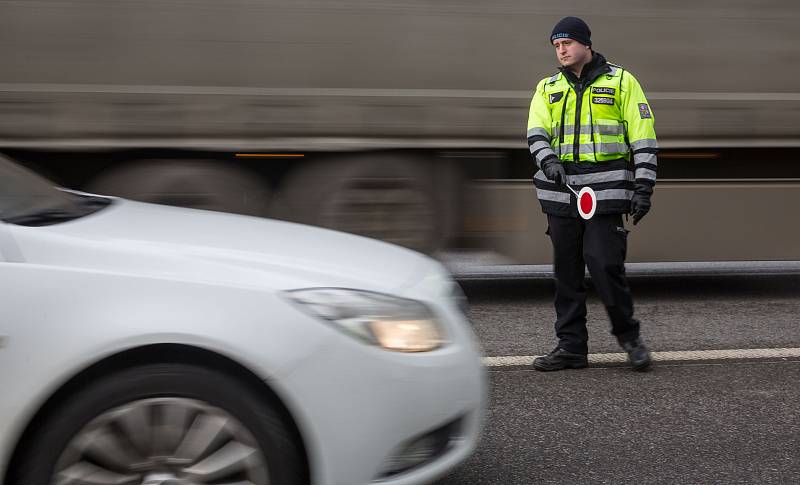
[549,92,564,104]
[638,103,652,119]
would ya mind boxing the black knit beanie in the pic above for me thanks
[550,16,592,46]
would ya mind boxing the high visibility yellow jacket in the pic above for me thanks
[527,52,658,216]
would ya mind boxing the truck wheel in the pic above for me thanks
[87,160,270,217]
[275,154,445,253]
[10,364,306,485]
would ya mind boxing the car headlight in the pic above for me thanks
[285,288,447,352]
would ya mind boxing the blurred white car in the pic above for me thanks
[0,156,486,485]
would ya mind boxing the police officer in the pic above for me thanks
[527,16,656,371]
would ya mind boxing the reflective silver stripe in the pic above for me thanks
[556,143,628,158]
[561,124,578,135]
[562,124,623,136]
[527,127,549,139]
[562,124,585,136]
[596,124,623,136]
[595,189,633,200]
[608,66,619,75]
[567,170,633,185]
[635,168,658,181]
[578,143,628,154]
[549,73,560,83]
[534,170,549,182]
[631,138,658,150]
[537,188,571,204]
[594,142,628,154]
[535,146,557,163]
[634,152,658,166]
[529,140,551,153]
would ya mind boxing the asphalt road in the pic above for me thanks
[436,275,800,485]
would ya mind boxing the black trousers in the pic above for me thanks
[546,213,641,354]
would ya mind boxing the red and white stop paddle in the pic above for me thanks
[566,184,596,220]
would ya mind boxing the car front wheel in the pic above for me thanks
[11,363,306,485]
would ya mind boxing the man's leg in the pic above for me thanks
[534,214,589,371]
[547,214,589,354]
[583,214,650,370]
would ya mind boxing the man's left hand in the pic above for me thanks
[630,184,653,225]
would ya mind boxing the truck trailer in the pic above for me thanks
[2,0,799,266]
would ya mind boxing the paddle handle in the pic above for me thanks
[565,184,580,198]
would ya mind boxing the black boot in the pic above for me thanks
[622,338,652,371]
[533,347,588,372]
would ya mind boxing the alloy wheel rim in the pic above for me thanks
[51,397,269,485]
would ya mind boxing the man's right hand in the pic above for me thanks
[541,159,566,185]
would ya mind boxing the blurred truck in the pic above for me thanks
[1,0,799,263]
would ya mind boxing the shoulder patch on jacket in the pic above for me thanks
[606,63,624,77]
[638,103,652,119]
[549,92,564,104]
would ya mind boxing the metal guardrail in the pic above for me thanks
[448,260,800,280]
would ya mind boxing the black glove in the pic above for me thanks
[630,183,653,225]
[540,158,566,186]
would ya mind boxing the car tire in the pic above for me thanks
[10,363,306,485]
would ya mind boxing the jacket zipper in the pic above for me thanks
[572,82,584,162]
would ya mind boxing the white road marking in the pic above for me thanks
[483,348,800,367]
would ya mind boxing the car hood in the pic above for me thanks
[7,199,444,293]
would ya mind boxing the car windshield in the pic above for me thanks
[0,155,110,225]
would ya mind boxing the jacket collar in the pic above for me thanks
[560,51,611,88]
